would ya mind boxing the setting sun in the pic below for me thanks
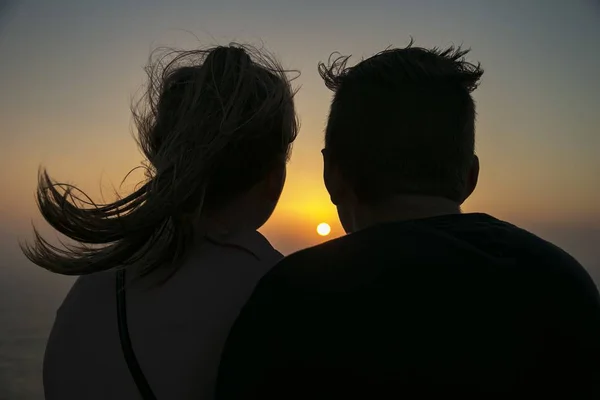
[316,223,331,236]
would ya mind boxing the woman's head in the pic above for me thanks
[21,44,297,278]
[140,45,297,213]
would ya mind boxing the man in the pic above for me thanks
[216,42,600,398]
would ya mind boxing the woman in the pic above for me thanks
[21,44,298,399]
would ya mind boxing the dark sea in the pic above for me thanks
[0,255,73,400]
[0,225,598,399]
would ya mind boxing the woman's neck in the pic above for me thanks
[193,200,265,237]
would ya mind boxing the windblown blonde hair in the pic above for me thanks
[21,43,298,279]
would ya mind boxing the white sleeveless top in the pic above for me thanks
[43,230,282,399]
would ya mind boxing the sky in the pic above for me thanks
[0,0,599,267]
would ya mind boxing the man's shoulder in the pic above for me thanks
[269,234,354,279]
[263,226,420,292]
[272,220,432,272]
[470,216,600,303]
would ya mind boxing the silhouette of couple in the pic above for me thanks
[23,42,600,399]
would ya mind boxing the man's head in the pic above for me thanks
[319,41,483,232]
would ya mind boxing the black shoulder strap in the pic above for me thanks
[116,269,158,400]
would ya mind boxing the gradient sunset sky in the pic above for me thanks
[0,0,599,258]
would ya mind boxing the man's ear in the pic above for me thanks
[323,150,344,206]
[460,154,480,204]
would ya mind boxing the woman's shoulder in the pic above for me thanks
[200,229,282,266]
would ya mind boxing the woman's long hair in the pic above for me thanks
[20,44,298,279]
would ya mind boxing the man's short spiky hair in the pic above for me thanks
[318,40,484,204]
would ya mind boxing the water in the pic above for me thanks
[0,225,598,399]
[0,259,73,400]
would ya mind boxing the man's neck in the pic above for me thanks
[353,195,461,231]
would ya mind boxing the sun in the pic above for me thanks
[316,222,331,236]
